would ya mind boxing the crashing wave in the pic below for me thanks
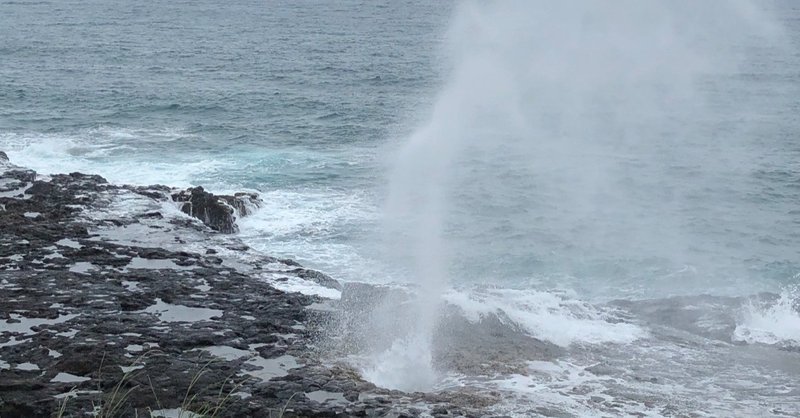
[733,286,800,347]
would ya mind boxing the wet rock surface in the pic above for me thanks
[0,156,509,418]
[171,186,262,234]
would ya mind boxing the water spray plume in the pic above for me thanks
[364,0,786,391]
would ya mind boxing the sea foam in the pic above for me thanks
[733,286,800,346]
[443,287,645,347]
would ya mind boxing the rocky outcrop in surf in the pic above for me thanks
[171,186,262,234]
[0,155,37,195]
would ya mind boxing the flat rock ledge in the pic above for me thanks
[0,155,505,418]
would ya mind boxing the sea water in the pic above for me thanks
[2,0,800,415]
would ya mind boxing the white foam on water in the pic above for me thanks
[256,272,341,300]
[484,359,676,418]
[733,287,800,346]
[485,330,800,417]
[443,287,645,346]
[236,188,380,282]
[0,129,227,188]
[237,189,373,239]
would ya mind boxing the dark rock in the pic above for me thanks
[4,169,36,183]
[226,243,250,251]
[281,258,303,267]
[292,268,342,291]
[139,211,163,219]
[126,185,171,200]
[0,401,46,418]
[24,181,56,197]
[0,378,47,392]
[171,186,239,233]
[223,192,263,217]
[432,406,449,415]
[0,160,491,418]
[0,150,7,161]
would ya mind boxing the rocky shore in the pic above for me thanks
[0,153,518,418]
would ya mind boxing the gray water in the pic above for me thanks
[2,0,800,415]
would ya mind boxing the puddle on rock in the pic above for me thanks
[139,299,222,323]
[68,262,96,274]
[16,362,40,371]
[125,257,196,271]
[1,313,79,336]
[305,390,348,405]
[51,372,90,383]
[198,345,301,381]
[55,238,82,249]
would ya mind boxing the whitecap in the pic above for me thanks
[443,287,646,346]
[733,287,800,346]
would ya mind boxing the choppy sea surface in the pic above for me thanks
[2,0,800,416]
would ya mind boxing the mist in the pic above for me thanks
[384,0,787,294]
[357,0,790,392]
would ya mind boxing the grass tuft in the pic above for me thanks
[54,351,247,418]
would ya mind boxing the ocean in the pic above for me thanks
[2,0,799,416]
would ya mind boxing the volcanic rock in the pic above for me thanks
[171,186,239,233]
[0,152,498,418]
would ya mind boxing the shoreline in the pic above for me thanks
[0,153,496,418]
[5,151,795,417]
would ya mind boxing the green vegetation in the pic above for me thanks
[54,352,250,418]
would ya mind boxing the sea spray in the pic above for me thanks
[365,123,457,390]
[358,0,786,391]
[734,285,800,347]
